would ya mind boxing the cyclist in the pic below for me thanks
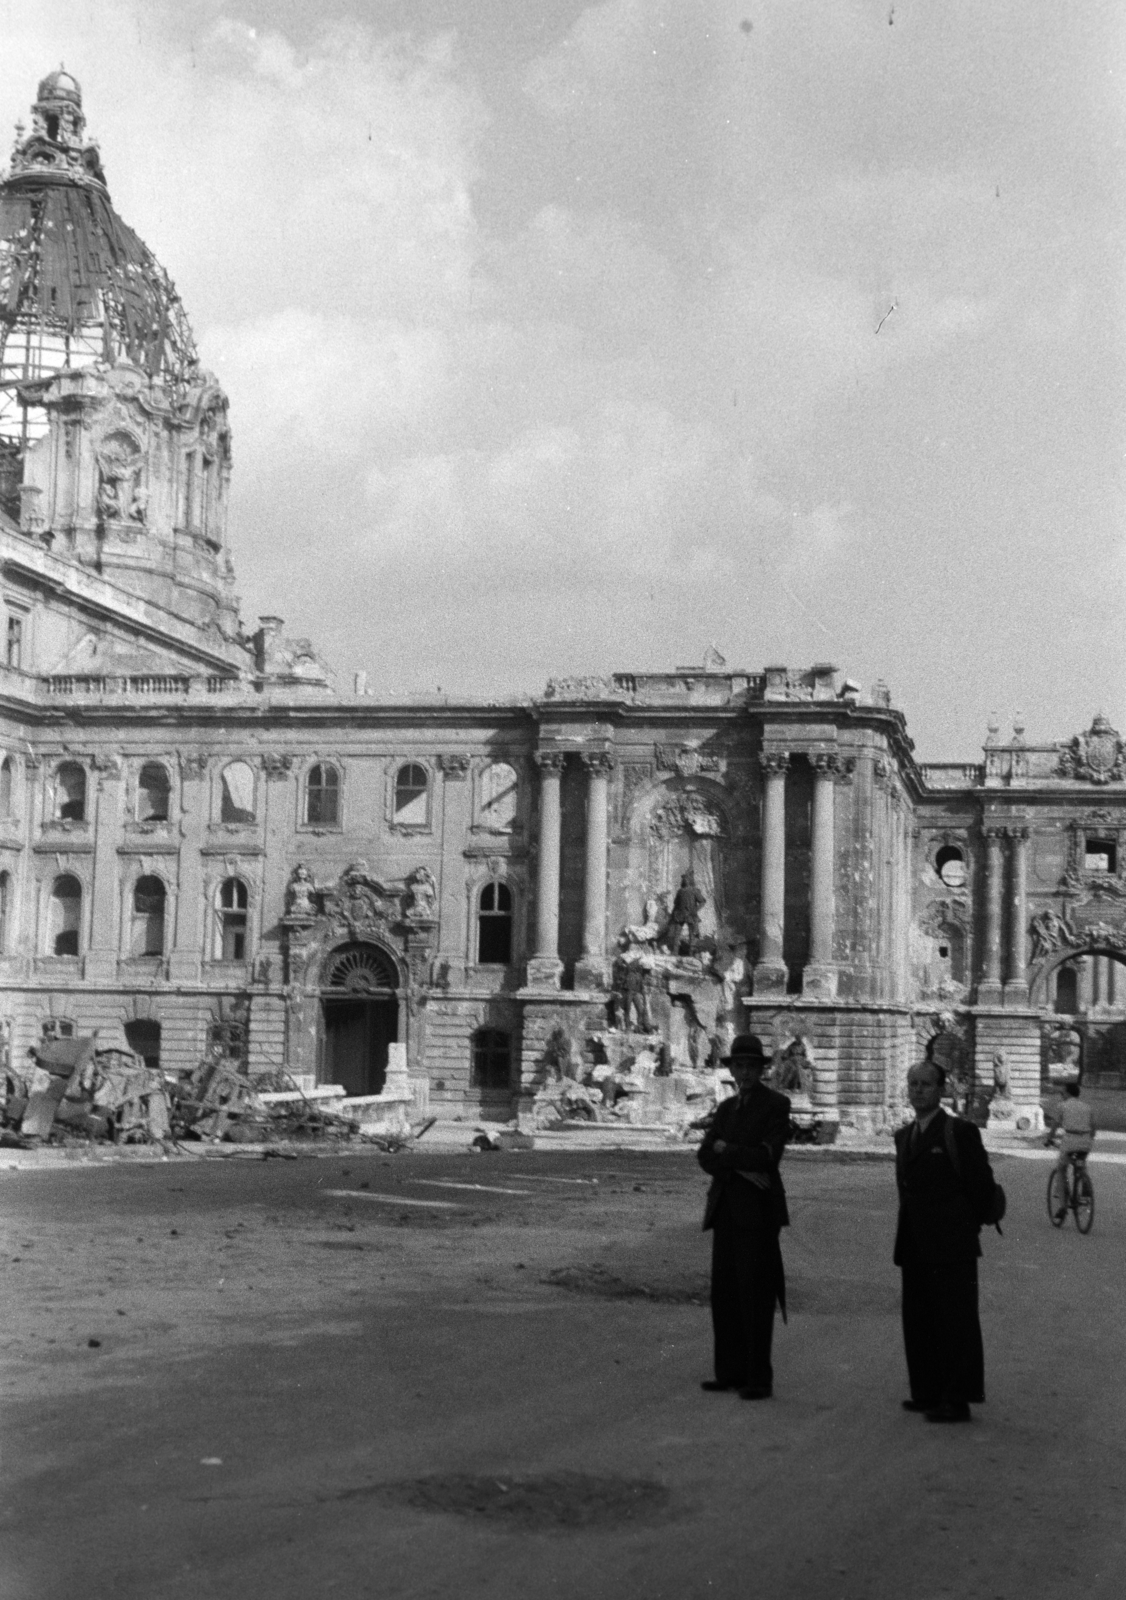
[1044,1080,1096,1200]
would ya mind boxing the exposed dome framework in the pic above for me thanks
[0,71,198,465]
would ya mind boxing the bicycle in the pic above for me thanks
[1046,1151,1094,1234]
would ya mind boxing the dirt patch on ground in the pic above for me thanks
[542,1264,707,1304]
[786,1276,900,1316]
[342,1471,672,1531]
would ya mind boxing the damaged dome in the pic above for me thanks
[0,69,198,480]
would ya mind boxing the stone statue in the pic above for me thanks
[991,1049,1010,1099]
[405,866,437,920]
[287,863,316,918]
[128,481,149,523]
[1029,907,1074,960]
[664,872,706,955]
[623,894,665,947]
[774,1039,814,1097]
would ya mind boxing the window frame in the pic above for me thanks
[471,1028,513,1091]
[302,761,342,829]
[129,873,168,959]
[475,759,520,834]
[217,760,258,826]
[53,761,87,824]
[476,879,514,967]
[388,760,433,833]
[46,872,83,958]
[213,875,251,964]
[136,761,173,824]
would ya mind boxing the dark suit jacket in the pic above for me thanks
[893,1109,997,1266]
[698,1083,791,1233]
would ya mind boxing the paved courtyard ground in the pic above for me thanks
[2,1143,1123,1600]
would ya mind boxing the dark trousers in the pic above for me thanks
[709,1218,780,1391]
[900,1259,984,1407]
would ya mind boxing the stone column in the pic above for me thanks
[84,755,124,981]
[168,754,208,983]
[804,754,838,998]
[1004,826,1030,1005]
[754,752,789,996]
[435,754,471,986]
[527,751,565,988]
[576,751,614,990]
[978,825,1005,1005]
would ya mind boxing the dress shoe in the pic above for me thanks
[901,1399,938,1413]
[700,1380,737,1392]
[738,1386,773,1401]
[924,1402,972,1424]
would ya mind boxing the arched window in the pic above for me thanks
[477,881,513,965]
[393,763,428,827]
[131,875,166,957]
[480,762,518,832]
[0,757,12,819]
[55,762,86,822]
[47,874,82,956]
[216,877,249,962]
[471,1029,512,1089]
[137,762,171,822]
[0,870,9,954]
[219,760,256,824]
[305,763,340,826]
[935,844,966,889]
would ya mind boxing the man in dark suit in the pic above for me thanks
[894,1059,999,1424]
[698,1033,791,1400]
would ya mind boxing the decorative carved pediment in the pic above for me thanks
[1057,715,1126,784]
[654,744,720,778]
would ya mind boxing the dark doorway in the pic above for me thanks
[321,998,397,1097]
[125,1019,161,1073]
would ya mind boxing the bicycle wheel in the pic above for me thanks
[1073,1167,1095,1234]
[1047,1168,1068,1226]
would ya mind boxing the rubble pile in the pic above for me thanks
[0,1040,406,1150]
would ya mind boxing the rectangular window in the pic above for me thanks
[1085,838,1117,874]
[6,614,22,669]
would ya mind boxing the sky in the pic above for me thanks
[1,0,1123,758]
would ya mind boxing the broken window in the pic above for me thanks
[305,763,340,826]
[208,1018,248,1066]
[137,762,171,822]
[1084,838,1116,874]
[216,877,248,962]
[219,760,256,824]
[125,1019,161,1073]
[47,874,81,956]
[41,1019,75,1040]
[0,757,11,819]
[477,881,513,966]
[935,844,966,889]
[393,763,429,827]
[6,613,23,669]
[480,762,518,831]
[131,875,166,957]
[55,762,86,822]
[0,870,9,953]
[471,1029,512,1090]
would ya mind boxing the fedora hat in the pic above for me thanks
[721,1033,769,1069]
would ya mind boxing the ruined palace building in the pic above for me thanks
[0,72,1120,1132]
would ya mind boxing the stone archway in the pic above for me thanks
[319,942,401,1097]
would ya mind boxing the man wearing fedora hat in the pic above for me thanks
[698,1032,792,1400]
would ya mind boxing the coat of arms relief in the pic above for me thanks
[1057,716,1126,784]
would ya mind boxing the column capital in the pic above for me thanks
[534,751,567,774]
[580,751,616,776]
[1005,825,1030,841]
[180,753,209,779]
[983,824,1007,842]
[439,752,470,778]
[759,751,790,776]
[262,752,293,781]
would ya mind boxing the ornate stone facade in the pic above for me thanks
[1,73,1123,1133]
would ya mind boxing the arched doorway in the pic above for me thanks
[320,942,400,1097]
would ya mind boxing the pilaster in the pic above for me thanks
[754,751,789,996]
